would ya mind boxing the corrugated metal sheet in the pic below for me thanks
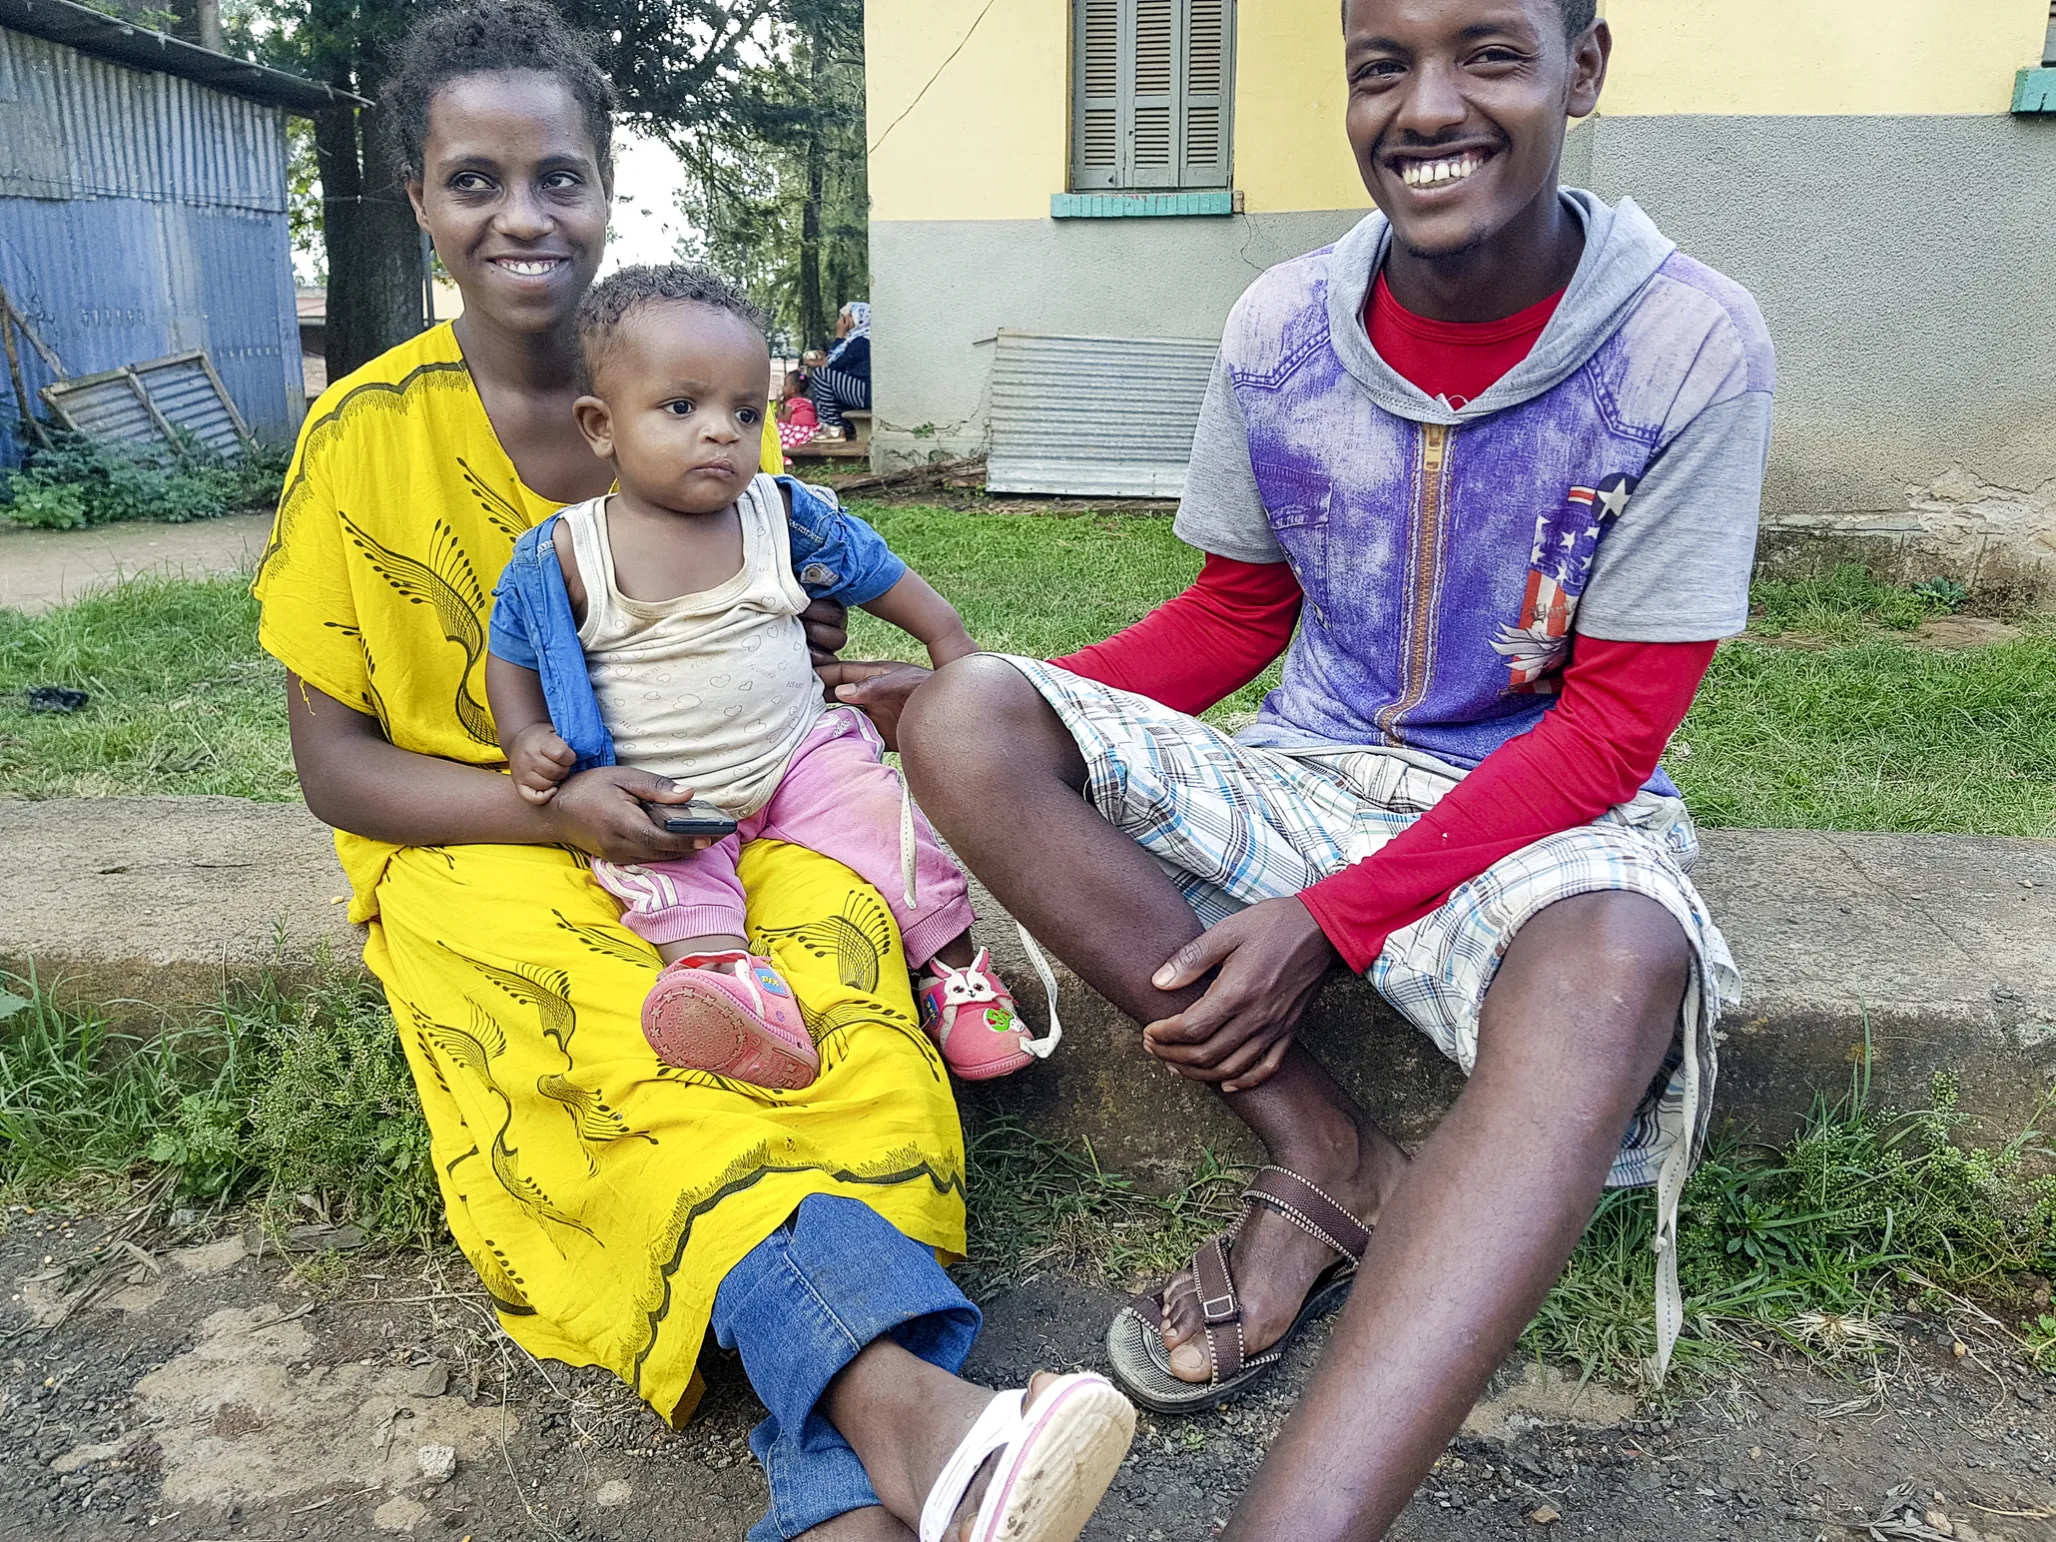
[0,23,298,468]
[135,352,245,453]
[0,29,287,208]
[43,349,248,458]
[42,367,162,446]
[986,329,1216,498]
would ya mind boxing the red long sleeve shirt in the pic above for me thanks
[1048,274,1718,969]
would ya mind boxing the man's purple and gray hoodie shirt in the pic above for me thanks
[1174,190,1777,796]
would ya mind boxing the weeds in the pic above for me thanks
[1526,1075,2056,1385]
[960,1117,1243,1300]
[1,430,289,529]
[1749,562,1965,639]
[0,968,440,1244]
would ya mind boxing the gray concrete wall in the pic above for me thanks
[1582,113,2056,602]
[869,209,1364,465]
[871,113,2055,597]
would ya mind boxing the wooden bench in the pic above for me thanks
[786,407,871,461]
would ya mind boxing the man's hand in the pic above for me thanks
[507,723,576,805]
[820,660,932,750]
[1143,896,1340,1093]
[544,768,723,864]
[801,597,850,669]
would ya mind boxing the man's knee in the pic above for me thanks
[1496,891,1692,1044]
[901,656,1079,801]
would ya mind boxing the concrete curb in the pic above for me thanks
[4,798,2052,1171]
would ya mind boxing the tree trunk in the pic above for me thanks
[796,30,828,351]
[315,103,426,380]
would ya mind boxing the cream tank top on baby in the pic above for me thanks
[561,473,825,817]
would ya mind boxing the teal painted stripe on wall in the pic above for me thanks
[1050,191,1238,219]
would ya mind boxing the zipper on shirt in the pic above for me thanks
[1374,422,1454,744]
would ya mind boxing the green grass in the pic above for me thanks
[3,513,2052,835]
[1673,637,2056,835]
[0,969,440,1243]
[0,572,292,800]
[1527,1072,2056,1384]
[960,1073,2056,1387]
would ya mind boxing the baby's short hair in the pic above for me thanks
[576,264,767,393]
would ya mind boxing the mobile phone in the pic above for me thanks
[646,799,739,838]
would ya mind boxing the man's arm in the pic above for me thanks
[1053,554,1302,714]
[1300,636,1716,970]
[1144,637,1716,1089]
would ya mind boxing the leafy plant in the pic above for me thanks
[1,430,288,528]
[0,968,440,1244]
[1911,577,1969,611]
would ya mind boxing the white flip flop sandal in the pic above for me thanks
[916,1372,1136,1542]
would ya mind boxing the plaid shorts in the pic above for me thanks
[999,658,1742,1374]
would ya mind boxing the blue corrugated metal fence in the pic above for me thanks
[0,25,299,469]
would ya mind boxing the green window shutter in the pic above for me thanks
[2046,0,2055,65]
[1179,0,1232,189]
[1071,0,1235,193]
[1072,0,1121,190]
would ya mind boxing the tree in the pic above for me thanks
[674,0,866,354]
[237,0,783,379]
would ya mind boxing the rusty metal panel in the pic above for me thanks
[0,28,286,209]
[986,329,1217,498]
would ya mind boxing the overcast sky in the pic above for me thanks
[602,127,695,273]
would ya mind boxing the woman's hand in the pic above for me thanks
[1141,897,1340,1093]
[544,768,724,864]
[819,660,932,750]
[801,597,849,668]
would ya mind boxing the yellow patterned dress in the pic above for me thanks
[253,324,966,1423]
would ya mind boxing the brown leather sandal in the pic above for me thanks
[1104,1165,1372,1414]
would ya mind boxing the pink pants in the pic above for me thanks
[590,708,974,968]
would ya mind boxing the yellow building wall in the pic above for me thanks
[866,0,1066,222]
[1602,0,2049,117]
[866,0,2051,223]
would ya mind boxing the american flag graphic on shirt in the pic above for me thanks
[1492,472,1637,692]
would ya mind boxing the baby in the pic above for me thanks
[776,368,820,453]
[487,265,1049,1091]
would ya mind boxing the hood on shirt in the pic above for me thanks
[1323,188,1677,426]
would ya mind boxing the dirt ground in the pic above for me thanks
[0,512,271,613]
[4,1202,2052,1542]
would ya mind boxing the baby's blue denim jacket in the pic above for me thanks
[487,475,906,773]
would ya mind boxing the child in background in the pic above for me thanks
[487,264,1049,1091]
[776,368,819,452]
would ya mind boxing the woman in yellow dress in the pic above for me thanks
[252,5,1133,1539]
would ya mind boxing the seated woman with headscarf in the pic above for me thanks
[804,301,871,438]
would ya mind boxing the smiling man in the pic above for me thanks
[844,0,1773,1533]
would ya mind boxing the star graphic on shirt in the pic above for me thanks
[1596,476,1636,521]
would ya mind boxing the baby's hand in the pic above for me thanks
[508,724,576,804]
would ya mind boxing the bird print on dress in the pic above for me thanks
[408,998,598,1246]
[337,511,496,746]
[454,950,652,1172]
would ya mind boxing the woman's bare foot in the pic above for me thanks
[1155,1104,1409,1382]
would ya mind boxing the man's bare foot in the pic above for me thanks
[1156,1117,1408,1382]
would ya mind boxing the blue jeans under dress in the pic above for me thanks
[710,1194,982,1541]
